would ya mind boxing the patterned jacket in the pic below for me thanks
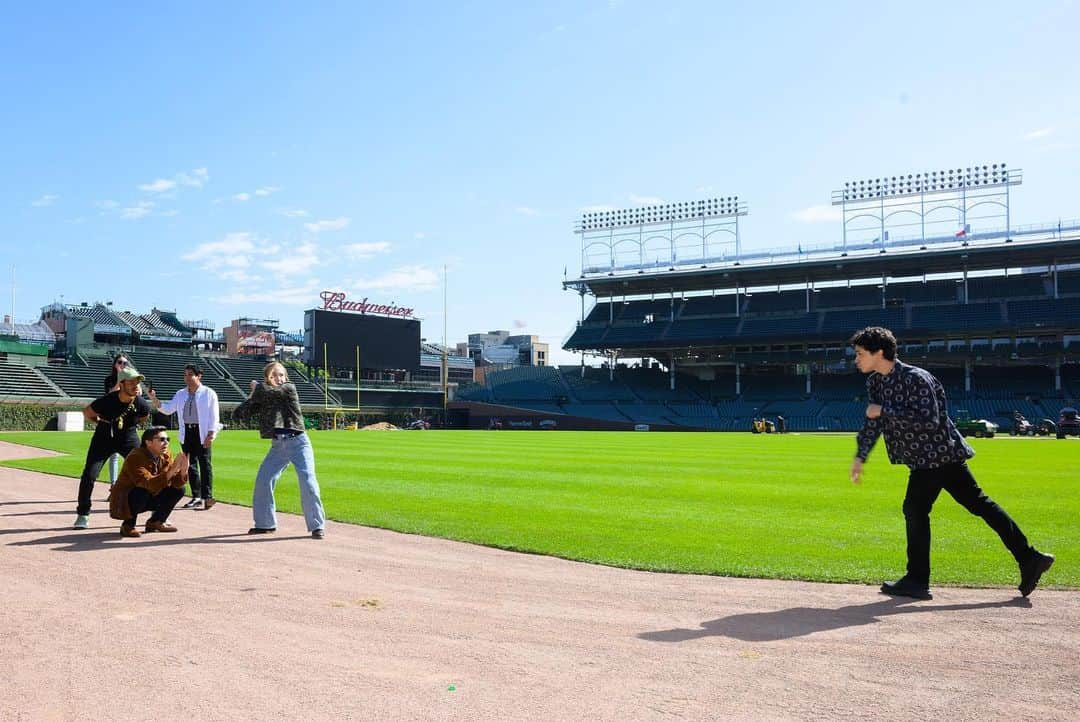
[855,360,974,469]
[234,382,305,439]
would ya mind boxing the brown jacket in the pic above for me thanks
[108,446,187,520]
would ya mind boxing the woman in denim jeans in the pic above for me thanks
[235,361,326,539]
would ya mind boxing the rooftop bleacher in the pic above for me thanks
[0,320,56,345]
[66,303,131,336]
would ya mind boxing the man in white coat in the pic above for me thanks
[150,363,223,509]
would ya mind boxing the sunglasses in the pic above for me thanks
[116,360,130,366]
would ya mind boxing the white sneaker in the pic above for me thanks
[73,515,90,530]
[191,498,205,510]
[182,497,201,509]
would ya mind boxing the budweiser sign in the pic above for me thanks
[320,291,414,318]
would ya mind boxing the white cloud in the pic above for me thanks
[31,194,59,207]
[278,208,310,218]
[254,186,280,197]
[233,192,251,202]
[96,200,120,210]
[414,231,425,239]
[140,167,208,193]
[160,209,180,217]
[182,232,258,264]
[629,194,664,206]
[349,265,439,292]
[139,178,177,193]
[1023,127,1053,140]
[262,242,320,275]
[793,205,843,223]
[305,217,351,233]
[177,168,209,188]
[515,206,539,216]
[342,241,392,260]
[120,201,156,220]
[580,204,616,213]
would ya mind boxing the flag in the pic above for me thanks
[956,224,970,238]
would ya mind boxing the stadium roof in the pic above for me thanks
[564,230,1080,297]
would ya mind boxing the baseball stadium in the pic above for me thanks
[2,161,1078,719]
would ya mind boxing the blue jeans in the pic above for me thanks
[253,433,326,532]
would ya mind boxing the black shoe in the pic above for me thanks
[311,529,325,539]
[247,527,276,535]
[880,578,933,600]
[1019,551,1054,597]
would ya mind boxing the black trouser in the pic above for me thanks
[125,486,184,526]
[182,424,213,499]
[77,432,138,516]
[902,462,1032,585]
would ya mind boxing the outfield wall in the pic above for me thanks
[447,400,691,431]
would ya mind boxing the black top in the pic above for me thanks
[90,391,151,441]
[235,382,305,439]
[855,360,974,469]
[104,373,118,394]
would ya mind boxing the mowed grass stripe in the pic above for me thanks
[1,431,1074,588]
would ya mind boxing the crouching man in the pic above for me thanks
[109,426,190,538]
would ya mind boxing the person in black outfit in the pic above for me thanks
[103,353,132,485]
[73,366,151,529]
[849,326,1054,599]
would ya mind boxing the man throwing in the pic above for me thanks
[849,326,1054,599]
[150,363,222,510]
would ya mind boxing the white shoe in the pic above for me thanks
[182,497,201,509]
[73,515,90,530]
[191,498,205,510]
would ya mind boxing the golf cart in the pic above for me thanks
[954,409,998,438]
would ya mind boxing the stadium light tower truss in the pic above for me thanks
[575,197,748,276]
[831,164,1022,251]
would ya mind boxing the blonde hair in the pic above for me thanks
[263,361,288,383]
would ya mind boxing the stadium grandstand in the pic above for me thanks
[457,165,1080,431]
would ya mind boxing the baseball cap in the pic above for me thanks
[117,366,145,383]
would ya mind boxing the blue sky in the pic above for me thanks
[2,1,1078,364]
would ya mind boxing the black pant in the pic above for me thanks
[182,425,213,499]
[125,486,184,526]
[902,462,1032,585]
[77,432,138,516]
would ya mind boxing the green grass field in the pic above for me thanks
[2,430,1075,588]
